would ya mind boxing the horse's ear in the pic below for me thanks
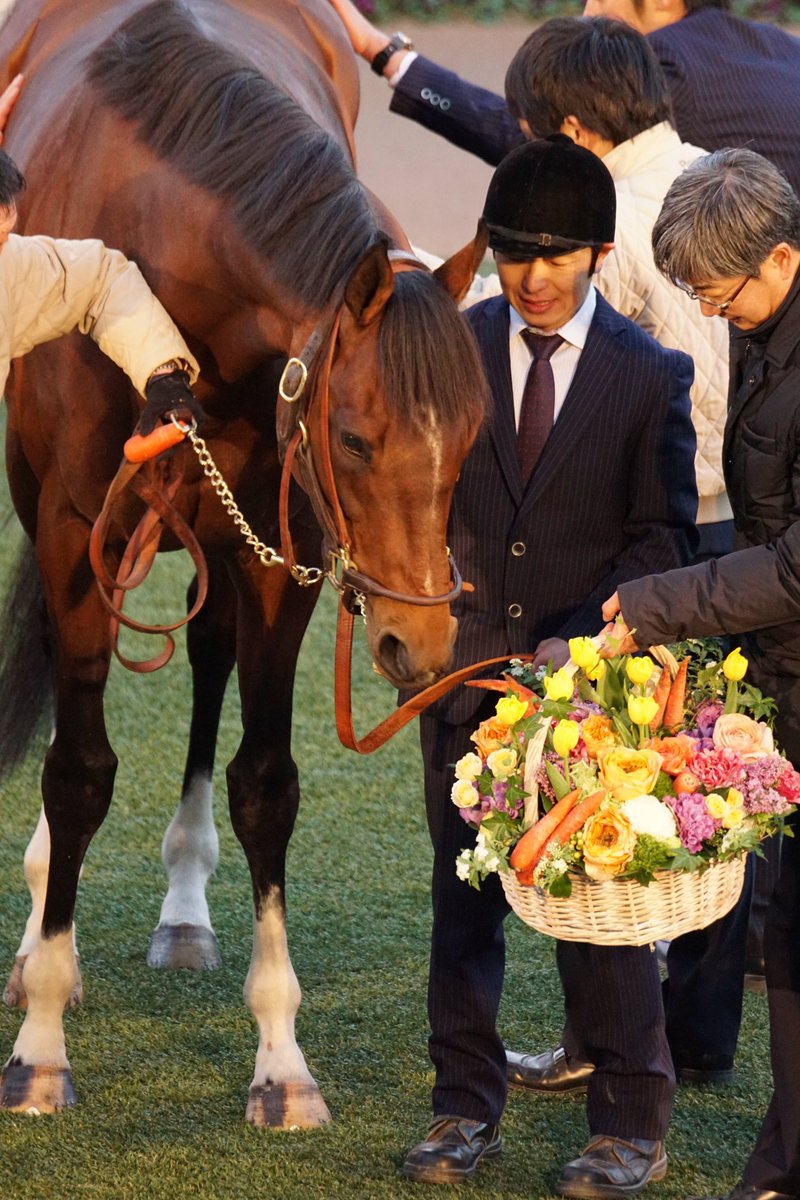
[343,237,394,326]
[433,220,490,304]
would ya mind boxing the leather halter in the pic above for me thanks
[277,249,463,612]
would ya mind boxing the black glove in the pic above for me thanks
[140,368,205,436]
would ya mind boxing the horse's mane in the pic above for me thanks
[86,0,376,309]
[87,0,487,433]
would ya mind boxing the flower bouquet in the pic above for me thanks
[453,636,799,945]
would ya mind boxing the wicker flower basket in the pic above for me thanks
[500,854,746,946]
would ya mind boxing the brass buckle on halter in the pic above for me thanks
[278,357,308,403]
[327,545,355,593]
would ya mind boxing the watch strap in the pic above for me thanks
[370,32,412,77]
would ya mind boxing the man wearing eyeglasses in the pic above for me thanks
[602,146,800,1200]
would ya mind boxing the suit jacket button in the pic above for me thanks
[511,541,526,557]
[508,603,523,618]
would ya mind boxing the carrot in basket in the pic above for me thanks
[662,656,690,732]
[509,788,581,878]
[549,788,608,847]
[649,665,672,731]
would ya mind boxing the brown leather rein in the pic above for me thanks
[89,252,518,751]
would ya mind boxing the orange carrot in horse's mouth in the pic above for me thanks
[124,422,187,462]
[509,787,581,877]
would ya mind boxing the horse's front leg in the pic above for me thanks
[148,567,237,971]
[0,509,116,1113]
[226,559,330,1129]
[4,807,83,1011]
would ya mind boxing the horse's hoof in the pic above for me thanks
[0,1061,77,1113]
[146,924,221,970]
[3,958,27,1009]
[245,1082,331,1129]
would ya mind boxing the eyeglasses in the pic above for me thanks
[676,274,753,313]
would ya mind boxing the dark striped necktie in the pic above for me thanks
[518,330,563,484]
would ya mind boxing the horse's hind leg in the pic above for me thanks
[147,568,236,970]
[4,806,83,1010]
[0,504,116,1113]
[227,559,330,1129]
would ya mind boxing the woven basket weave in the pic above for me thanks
[500,854,746,946]
[504,641,746,945]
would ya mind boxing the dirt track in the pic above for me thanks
[351,18,531,260]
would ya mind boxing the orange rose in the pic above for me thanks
[644,734,696,776]
[712,713,774,761]
[582,806,637,881]
[582,714,619,761]
[597,747,662,800]
[471,716,512,758]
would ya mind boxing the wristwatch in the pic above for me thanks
[370,32,413,76]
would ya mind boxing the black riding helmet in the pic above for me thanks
[483,134,616,259]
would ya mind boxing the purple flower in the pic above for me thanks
[740,754,794,815]
[666,792,720,853]
[695,700,724,738]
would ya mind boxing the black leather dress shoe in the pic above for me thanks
[506,1045,594,1094]
[400,1117,502,1183]
[689,1185,796,1200]
[556,1135,667,1198]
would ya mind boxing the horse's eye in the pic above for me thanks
[341,432,369,459]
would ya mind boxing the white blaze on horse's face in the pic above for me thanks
[0,202,17,252]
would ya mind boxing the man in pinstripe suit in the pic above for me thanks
[401,137,698,1196]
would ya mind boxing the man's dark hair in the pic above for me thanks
[0,150,25,207]
[505,16,673,148]
[658,0,729,11]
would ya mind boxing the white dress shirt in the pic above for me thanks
[508,286,597,429]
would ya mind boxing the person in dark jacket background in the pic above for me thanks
[603,147,800,1200]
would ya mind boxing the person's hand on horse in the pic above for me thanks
[140,365,205,436]
[326,0,403,70]
[0,74,24,144]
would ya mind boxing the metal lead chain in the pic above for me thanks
[183,425,323,586]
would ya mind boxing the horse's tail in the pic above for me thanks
[0,538,52,780]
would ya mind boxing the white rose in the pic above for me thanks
[451,779,479,809]
[455,752,484,781]
[620,794,678,841]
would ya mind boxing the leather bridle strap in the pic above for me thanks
[334,596,531,754]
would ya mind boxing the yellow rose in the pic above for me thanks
[455,752,483,781]
[712,712,774,761]
[495,694,528,728]
[705,790,745,829]
[471,716,511,758]
[722,647,748,682]
[586,658,607,683]
[705,793,728,820]
[543,669,574,702]
[569,636,600,671]
[487,747,519,781]
[597,746,663,800]
[582,806,637,880]
[628,694,659,727]
[451,779,479,809]
[625,655,655,686]
[552,719,580,758]
[582,714,619,760]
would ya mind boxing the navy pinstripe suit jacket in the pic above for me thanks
[431,292,698,726]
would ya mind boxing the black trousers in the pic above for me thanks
[420,706,675,1138]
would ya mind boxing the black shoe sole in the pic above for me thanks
[677,1066,734,1086]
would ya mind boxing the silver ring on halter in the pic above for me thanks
[279,357,308,403]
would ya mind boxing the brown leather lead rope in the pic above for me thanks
[88,454,210,672]
[334,596,531,754]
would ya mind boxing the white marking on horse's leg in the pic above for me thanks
[156,772,219,929]
[246,888,313,1087]
[15,807,50,960]
[11,930,78,1067]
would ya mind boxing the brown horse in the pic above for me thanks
[0,0,488,1126]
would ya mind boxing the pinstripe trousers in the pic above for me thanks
[420,703,676,1138]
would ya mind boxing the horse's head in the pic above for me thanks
[283,229,489,690]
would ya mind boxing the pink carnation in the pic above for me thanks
[691,747,745,790]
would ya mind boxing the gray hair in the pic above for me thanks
[652,148,800,284]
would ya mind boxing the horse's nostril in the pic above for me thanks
[377,632,412,684]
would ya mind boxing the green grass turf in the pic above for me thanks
[0,462,771,1199]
